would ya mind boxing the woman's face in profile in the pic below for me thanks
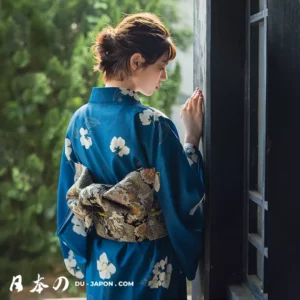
[133,52,169,96]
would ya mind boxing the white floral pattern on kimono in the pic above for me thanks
[139,108,166,126]
[64,250,84,279]
[65,138,72,161]
[97,252,117,280]
[183,143,199,166]
[71,215,87,237]
[110,137,130,157]
[80,128,92,149]
[120,87,140,101]
[148,256,173,289]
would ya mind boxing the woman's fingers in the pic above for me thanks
[181,88,204,116]
[197,92,204,113]
[190,88,201,110]
[191,89,198,99]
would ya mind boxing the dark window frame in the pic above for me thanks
[244,0,269,298]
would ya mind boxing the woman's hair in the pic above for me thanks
[91,12,177,83]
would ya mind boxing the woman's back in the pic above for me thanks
[56,11,205,300]
[56,86,204,299]
[67,87,149,184]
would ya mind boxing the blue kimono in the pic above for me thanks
[55,86,205,300]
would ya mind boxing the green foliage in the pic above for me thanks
[0,0,192,298]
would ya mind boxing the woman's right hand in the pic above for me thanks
[180,87,204,146]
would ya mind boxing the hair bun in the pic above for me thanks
[91,12,177,83]
[91,25,118,71]
[103,27,116,40]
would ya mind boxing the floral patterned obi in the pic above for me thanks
[65,163,168,242]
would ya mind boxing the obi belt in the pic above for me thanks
[61,163,168,243]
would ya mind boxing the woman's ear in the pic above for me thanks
[130,53,139,65]
[130,53,145,71]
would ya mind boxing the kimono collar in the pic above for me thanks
[88,86,141,105]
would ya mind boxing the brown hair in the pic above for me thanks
[91,12,177,83]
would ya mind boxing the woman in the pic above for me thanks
[56,12,205,300]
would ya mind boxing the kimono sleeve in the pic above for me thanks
[136,111,205,281]
[55,130,89,281]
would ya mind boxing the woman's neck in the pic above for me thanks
[105,80,136,90]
